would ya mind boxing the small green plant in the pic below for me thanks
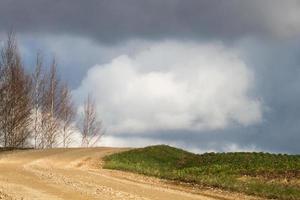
[104,145,300,200]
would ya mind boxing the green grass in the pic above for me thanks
[103,145,300,200]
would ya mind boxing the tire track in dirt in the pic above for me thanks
[0,148,261,200]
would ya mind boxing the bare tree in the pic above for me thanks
[0,32,80,149]
[59,83,75,147]
[0,38,7,145]
[0,32,32,148]
[41,59,61,148]
[31,52,46,148]
[80,95,104,147]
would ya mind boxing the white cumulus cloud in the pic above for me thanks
[73,41,262,134]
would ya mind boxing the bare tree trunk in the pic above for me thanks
[41,59,61,148]
[0,47,6,146]
[59,83,75,148]
[80,94,105,148]
[31,52,46,148]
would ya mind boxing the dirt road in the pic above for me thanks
[0,148,259,200]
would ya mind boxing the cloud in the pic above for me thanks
[73,41,262,134]
[12,34,157,88]
[1,1,299,153]
[259,1,300,38]
[0,0,299,43]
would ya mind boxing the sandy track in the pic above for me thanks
[0,148,260,200]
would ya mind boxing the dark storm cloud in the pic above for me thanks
[0,0,299,43]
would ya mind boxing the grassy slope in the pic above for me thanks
[103,145,300,200]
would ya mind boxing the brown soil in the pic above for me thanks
[0,148,263,200]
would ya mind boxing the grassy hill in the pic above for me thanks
[103,145,300,200]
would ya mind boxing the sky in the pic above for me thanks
[0,0,300,153]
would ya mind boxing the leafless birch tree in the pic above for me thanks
[31,52,46,148]
[0,32,32,148]
[59,83,75,147]
[80,95,104,147]
[41,59,61,148]
[0,32,82,149]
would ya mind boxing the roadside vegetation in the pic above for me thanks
[0,147,33,152]
[104,145,300,200]
[0,32,104,149]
